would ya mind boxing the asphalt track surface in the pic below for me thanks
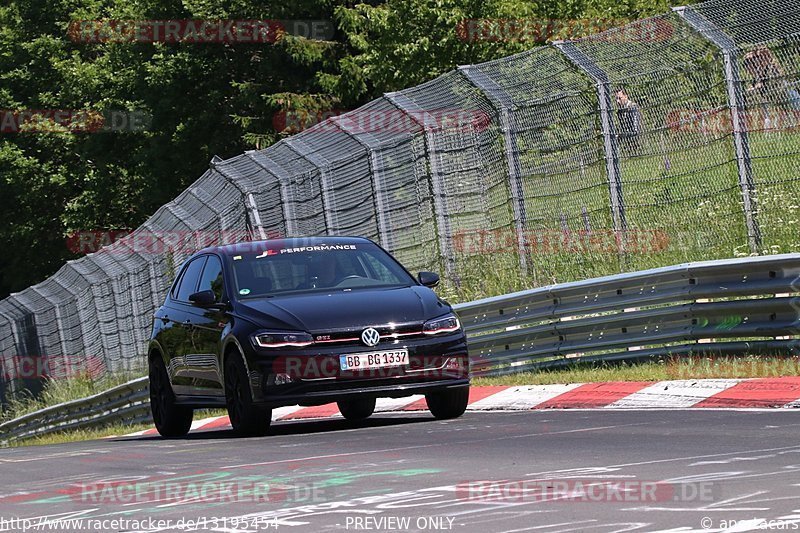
[2,410,800,533]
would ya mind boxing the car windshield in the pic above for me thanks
[230,242,417,298]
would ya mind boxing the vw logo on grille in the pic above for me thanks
[361,327,381,347]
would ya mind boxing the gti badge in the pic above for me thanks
[361,327,380,347]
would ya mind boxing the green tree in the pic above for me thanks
[0,0,343,297]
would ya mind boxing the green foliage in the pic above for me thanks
[329,0,682,101]
[0,0,343,296]
[1,369,141,420]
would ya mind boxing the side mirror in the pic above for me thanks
[189,290,218,307]
[418,271,440,288]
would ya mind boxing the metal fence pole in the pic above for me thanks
[457,65,529,275]
[246,150,298,237]
[674,6,762,253]
[553,41,627,253]
[31,286,69,373]
[329,117,393,251]
[245,193,267,240]
[384,92,456,279]
[0,308,20,401]
[284,138,335,235]
[210,156,267,240]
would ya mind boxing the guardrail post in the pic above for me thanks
[553,41,628,253]
[329,117,394,251]
[457,65,528,275]
[246,150,298,238]
[674,6,761,254]
[284,138,336,235]
[384,92,456,280]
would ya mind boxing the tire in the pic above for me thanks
[149,355,193,438]
[337,397,376,421]
[225,352,271,436]
[425,386,469,420]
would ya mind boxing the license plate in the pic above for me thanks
[339,350,409,371]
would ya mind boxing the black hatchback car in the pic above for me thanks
[148,237,470,436]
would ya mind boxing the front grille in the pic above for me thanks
[310,323,425,346]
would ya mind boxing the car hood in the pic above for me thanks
[235,285,451,332]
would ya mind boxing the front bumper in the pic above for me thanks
[256,378,470,408]
[244,331,469,408]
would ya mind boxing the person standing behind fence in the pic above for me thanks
[743,46,800,130]
[615,88,643,154]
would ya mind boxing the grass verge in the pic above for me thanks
[1,372,144,422]
[6,408,229,448]
[472,356,800,386]
[7,421,154,448]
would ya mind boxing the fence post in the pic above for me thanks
[674,6,762,253]
[31,286,70,375]
[553,41,627,253]
[210,156,267,240]
[246,150,298,237]
[329,117,393,251]
[245,193,267,240]
[0,308,20,402]
[457,65,529,275]
[384,92,456,280]
[284,138,336,235]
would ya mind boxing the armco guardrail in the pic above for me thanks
[0,377,149,446]
[3,254,799,443]
[455,253,800,376]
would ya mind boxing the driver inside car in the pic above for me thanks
[298,253,340,289]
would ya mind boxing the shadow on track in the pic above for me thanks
[111,412,438,442]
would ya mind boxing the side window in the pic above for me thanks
[198,255,224,301]
[175,257,207,302]
[170,266,186,299]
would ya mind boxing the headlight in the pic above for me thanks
[253,331,314,348]
[423,314,461,335]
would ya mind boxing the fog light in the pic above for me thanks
[274,373,294,385]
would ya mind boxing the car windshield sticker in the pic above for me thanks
[276,244,357,255]
[255,249,279,259]
[239,288,251,295]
